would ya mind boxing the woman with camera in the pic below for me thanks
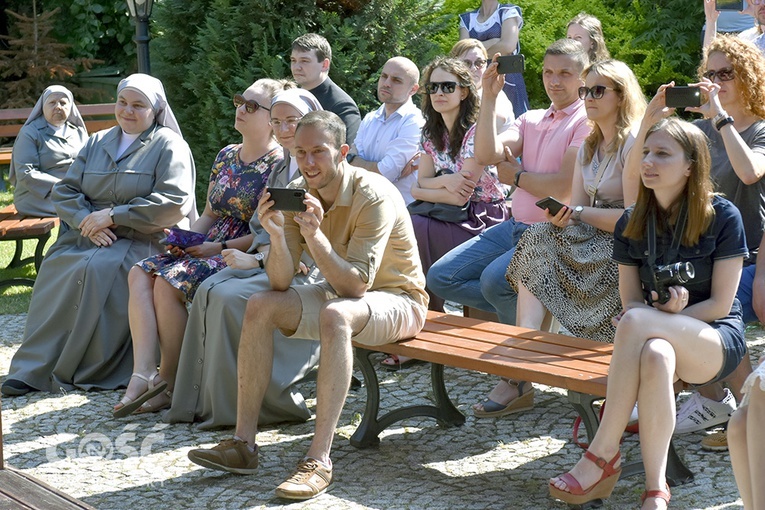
[669,34,765,440]
[113,79,289,418]
[549,106,748,508]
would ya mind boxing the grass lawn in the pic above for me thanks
[0,190,57,315]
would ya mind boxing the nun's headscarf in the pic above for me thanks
[117,73,182,136]
[270,88,323,115]
[24,85,86,130]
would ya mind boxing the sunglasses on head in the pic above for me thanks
[424,81,458,94]
[233,94,270,114]
[462,58,487,70]
[578,85,615,100]
[703,67,735,82]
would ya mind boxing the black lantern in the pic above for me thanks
[126,0,154,74]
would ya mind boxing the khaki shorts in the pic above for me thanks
[288,281,427,347]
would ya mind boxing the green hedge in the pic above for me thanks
[152,0,705,203]
[152,0,445,202]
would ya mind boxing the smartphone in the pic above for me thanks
[496,54,525,75]
[665,86,702,108]
[535,196,566,216]
[268,187,307,211]
[716,0,744,10]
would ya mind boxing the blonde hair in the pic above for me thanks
[568,12,610,62]
[581,59,646,162]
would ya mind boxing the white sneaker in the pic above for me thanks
[674,389,736,435]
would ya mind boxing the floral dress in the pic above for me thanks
[137,144,282,300]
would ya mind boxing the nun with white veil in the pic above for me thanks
[165,88,323,428]
[9,85,88,217]
[1,74,197,397]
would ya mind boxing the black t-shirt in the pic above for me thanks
[613,196,748,305]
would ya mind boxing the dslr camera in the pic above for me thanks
[651,262,695,304]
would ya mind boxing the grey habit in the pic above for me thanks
[165,89,322,428]
[6,76,196,392]
[10,86,89,217]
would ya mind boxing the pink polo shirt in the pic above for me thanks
[509,100,590,225]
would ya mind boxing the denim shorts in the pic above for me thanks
[702,299,747,385]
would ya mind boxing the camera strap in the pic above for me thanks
[647,198,689,268]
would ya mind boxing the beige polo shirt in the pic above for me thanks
[284,163,428,309]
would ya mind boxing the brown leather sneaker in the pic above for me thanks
[187,438,258,474]
[275,458,333,500]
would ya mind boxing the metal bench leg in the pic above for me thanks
[4,232,51,270]
[567,391,694,485]
[6,240,24,269]
[350,347,465,449]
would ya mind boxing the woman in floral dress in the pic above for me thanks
[112,78,292,418]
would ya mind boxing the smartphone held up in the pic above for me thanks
[665,86,702,109]
[268,187,307,212]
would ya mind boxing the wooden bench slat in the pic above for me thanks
[408,331,611,374]
[426,313,615,352]
[418,323,613,361]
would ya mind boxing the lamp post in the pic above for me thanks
[126,0,154,75]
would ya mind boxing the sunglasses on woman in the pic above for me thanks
[424,81,458,94]
[702,67,735,82]
[233,94,270,114]
[578,85,615,100]
[462,59,487,70]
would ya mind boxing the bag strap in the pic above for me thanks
[586,151,614,207]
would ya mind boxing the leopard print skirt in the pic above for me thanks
[505,221,620,343]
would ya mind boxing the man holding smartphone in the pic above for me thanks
[347,56,424,204]
[426,39,591,416]
[187,111,428,500]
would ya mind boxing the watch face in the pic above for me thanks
[255,252,265,260]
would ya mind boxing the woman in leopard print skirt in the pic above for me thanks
[472,59,646,418]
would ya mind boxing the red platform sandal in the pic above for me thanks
[549,450,622,506]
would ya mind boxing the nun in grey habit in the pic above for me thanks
[2,74,197,396]
[9,85,89,217]
[165,88,324,428]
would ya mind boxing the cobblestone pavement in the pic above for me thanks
[1,313,761,509]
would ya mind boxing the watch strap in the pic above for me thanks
[715,115,734,131]
[513,170,526,188]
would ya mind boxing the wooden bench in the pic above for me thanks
[0,204,59,290]
[351,312,694,491]
[0,399,96,509]
[0,103,117,166]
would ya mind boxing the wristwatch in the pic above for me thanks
[513,170,526,188]
[221,240,228,250]
[571,205,584,222]
[713,112,734,131]
[254,251,265,269]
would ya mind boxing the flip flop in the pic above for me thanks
[113,371,168,418]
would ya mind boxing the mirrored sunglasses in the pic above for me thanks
[703,67,735,82]
[425,81,458,94]
[578,85,615,100]
[233,94,270,114]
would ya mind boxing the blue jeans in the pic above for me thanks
[427,218,529,324]
[736,263,757,324]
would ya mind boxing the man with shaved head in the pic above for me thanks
[347,56,424,203]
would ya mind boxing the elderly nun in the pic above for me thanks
[9,85,89,216]
[2,74,197,396]
[165,88,324,428]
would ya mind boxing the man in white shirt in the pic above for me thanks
[347,56,424,204]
